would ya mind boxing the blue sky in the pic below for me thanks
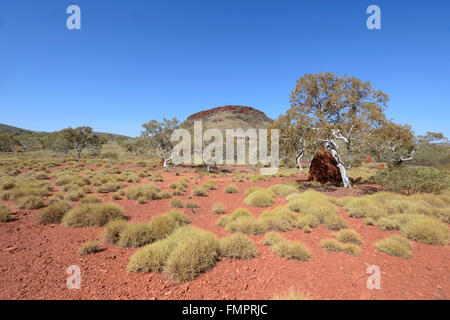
[0,0,449,137]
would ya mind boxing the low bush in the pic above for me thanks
[62,203,125,227]
[334,229,363,245]
[244,190,275,207]
[401,216,448,245]
[271,240,310,261]
[268,184,298,196]
[259,206,298,232]
[323,214,347,231]
[185,200,198,208]
[15,195,45,210]
[224,184,238,194]
[170,198,184,208]
[125,184,161,201]
[342,243,360,256]
[80,196,102,204]
[127,226,220,282]
[373,165,450,194]
[118,210,189,248]
[118,223,155,248]
[219,233,259,259]
[263,231,284,246]
[374,236,412,258]
[65,188,85,202]
[96,182,121,193]
[244,187,264,196]
[102,219,127,244]
[192,186,208,197]
[212,202,225,214]
[0,204,11,222]
[225,216,267,235]
[320,239,344,252]
[79,240,102,256]
[37,200,72,224]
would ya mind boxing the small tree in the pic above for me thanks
[61,126,105,160]
[273,73,415,187]
[138,118,179,167]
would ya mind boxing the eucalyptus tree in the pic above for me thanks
[273,72,415,187]
[139,118,179,167]
[61,126,105,160]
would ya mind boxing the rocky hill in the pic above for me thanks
[181,105,273,132]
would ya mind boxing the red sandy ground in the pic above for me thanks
[0,167,449,300]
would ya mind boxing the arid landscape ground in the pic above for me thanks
[0,156,448,300]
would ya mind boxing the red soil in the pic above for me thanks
[0,167,449,300]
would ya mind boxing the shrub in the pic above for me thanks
[62,203,125,227]
[334,229,363,245]
[375,236,412,258]
[401,216,448,245]
[117,211,188,248]
[297,214,319,229]
[102,219,127,244]
[65,188,85,202]
[170,198,184,208]
[271,240,310,261]
[259,206,298,232]
[268,184,298,196]
[219,233,259,259]
[152,173,164,182]
[185,200,198,208]
[212,202,225,214]
[244,187,264,196]
[192,186,208,197]
[342,243,360,256]
[373,165,450,194]
[80,196,102,204]
[0,204,11,222]
[79,240,101,256]
[37,201,72,224]
[224,184,238,194]
[376,217,400,231]
[96,182,120,193]
[125,184,161,200]
[158,190,172,199]
[225,216,267,235]
[164,227,220,282]
[127,226,218,280]
[244,190,275,207]
[323,214,347,230]
[320,239,344,252]
[263,232,284,246]
[15,195,44,210]
[118,223,155,248]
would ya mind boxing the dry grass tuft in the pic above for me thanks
[374,236,412,258]
[79,240,102,256]
[219,233,259,259]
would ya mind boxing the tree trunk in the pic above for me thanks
[296,153,303,171]
[325,142,351,188]
[163,158,168,167]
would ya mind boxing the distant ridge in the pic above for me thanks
[0,123,130,140]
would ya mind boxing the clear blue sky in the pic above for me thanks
[0,0,449,137]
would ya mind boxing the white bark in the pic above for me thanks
[325,141,352,188]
